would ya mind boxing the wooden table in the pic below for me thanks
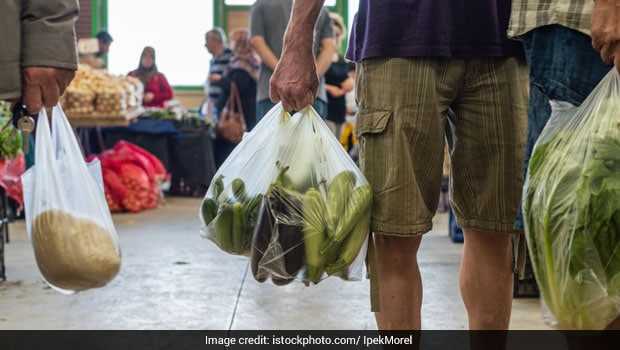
[66,107,144,128]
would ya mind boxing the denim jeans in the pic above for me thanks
[515,25,612,230]
[256,99,328,121]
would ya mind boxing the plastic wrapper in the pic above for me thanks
[523,70,620,329]
[200,104,372,286]
[22,106,121,294]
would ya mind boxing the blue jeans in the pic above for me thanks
[256,99,328,121]
[515,25,612,230]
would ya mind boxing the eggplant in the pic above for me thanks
[250,199,273,283]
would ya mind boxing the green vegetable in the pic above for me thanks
[214,204,234,253]
[302,189,327,284]
[0,106,23,159]
[232,178,248,202]
[524,97,620,329]
[212,175,225,199]
[232,202,247,254]
[326,171,356,238]
[201,198,218,225]
[321,185,373,255]
[326,209,370,276]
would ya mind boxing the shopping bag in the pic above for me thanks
[22,105,121,294]
[216,83,246,143]
[523,70,620,329]
[200,104,372,286]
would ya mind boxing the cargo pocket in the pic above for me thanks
[355,109,392,175]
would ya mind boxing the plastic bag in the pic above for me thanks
[22,106,121,294]
[200,104,372,286]
[523,70,620,329]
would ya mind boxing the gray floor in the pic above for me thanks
[0,198,549,330]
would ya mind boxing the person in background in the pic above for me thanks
[509,0,620,330]
[205,28,233,116]
[129,47,173,108]
[82,31,113,69]
[217,29,260,131]
[250,0,336,120]
[324,13,354,137]
[271,0,528,331]
[213,29,260,167]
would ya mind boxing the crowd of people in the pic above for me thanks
[203,4,357,166]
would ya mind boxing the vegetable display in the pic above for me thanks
[523,71,620,330]
[0,101,22,160]
[199,105,372,286]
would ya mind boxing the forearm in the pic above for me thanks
[21,0,79,69]
[316,39,336,77]
[250,37,279,70]
[283,0,326,54]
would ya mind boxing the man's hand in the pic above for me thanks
[23,67,75,114]
[592,0,620,70]
[269,0,325,112]
[270,44,319,112]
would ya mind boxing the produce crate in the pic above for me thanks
[66,107,144,128]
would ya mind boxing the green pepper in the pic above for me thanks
[326,171,356,238]
[325,209,370,276]
[302,189,327,284]
[214,204,234,253]
[201,198,218,226]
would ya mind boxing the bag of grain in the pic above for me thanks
[22,105,121,294]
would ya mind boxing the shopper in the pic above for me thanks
[129,47,174,108]
[217,29,259,132]
[271,0,528,330]
[213,29,260,167]
[205,28,233,115]
[82,31,113,69]
[250,0,336,120]
[509,0,620,329]
[324,13,354,137]
[0,0,78,113]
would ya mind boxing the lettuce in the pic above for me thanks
[524,99,620,329]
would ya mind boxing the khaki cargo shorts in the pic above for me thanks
[356,57,528,236]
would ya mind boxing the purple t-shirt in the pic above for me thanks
[346,0,523,62]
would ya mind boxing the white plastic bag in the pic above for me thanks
[200,104,372,286]
[23,106,121,294]
[523,70,620,329]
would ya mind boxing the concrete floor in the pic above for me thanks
[0,198,549,330]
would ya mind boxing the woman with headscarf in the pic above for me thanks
[129,47,173,108]
[214,29,260,167]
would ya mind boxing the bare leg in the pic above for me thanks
[373,234,423,330]
[460,229,514,330]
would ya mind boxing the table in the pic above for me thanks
[66,107,144,128]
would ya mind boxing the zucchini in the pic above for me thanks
[201,198,218,226]
[214,204,234,253]
[321,185,372,255]
[326,171,356,238]
[213,175,225,200]
[302,189,327,284]
[232,202,247,254]
[325,209,370,276]
[232,178,248,203]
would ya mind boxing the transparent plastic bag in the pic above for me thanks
[523,70,620,329]
[22,106,121,294]
[200,104,372,286]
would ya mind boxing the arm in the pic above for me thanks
[591,0,620,71]
[249,3,278,71]
[151,74,174,106]
[270,0,326,111]
[21,0,79,113]
[326,84,345,97]
[340,76,355,93]
[315,38,337,77]
[250,36,279,71]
